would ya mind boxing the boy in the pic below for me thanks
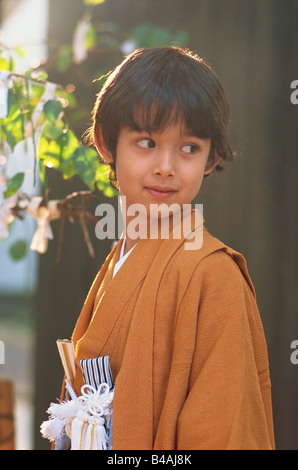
[43,47,275,450]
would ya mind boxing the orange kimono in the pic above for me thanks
[71,211,275,450]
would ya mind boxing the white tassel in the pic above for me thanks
[40,398,80,442]
[71,414,108,450]
[40,417,64,442]
[70,410,88,450]
[93,418,108,450]
[47,399,80,421]
[41,380,114,450]
[83,421,93,450]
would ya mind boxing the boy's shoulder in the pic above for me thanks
[173,226,234,264]
[170,226,255,295]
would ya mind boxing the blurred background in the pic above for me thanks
[0,0,297,450]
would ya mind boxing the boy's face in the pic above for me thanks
[96,121,220,219]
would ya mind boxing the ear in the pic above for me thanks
[94,124,114,163]
[204,151,222,176]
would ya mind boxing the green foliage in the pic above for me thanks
[9,239,28,261]
[0,20,188,205]
[0,46,115,198]
[85,23,97,50]
[37,115,116,196]
[1,108,24,151]
[55,45,73,73]
[0,13,189,216]
[0,0,189,259]
[43,100,63,123]
[0,57,11,70]
[130,24,189,48]
[84,0,105,5]
[4,172,25,198]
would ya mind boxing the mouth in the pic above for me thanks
[144,186,178,199]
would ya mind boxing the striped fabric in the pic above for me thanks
[80,356,114,390]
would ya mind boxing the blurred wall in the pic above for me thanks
[34,0,298,449]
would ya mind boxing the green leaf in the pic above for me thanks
[30,82,46,101]
[0,57,10,70]
[1,86,27,150]
[9,56,15,73]
[103,185,117,197]
[9,239,28,261]
[38,135,62,169]
[42,120,64,140]
[38,158,48,190]
[56,44,72,72]
[62,160,76,179]
[85,23,97,50]
[43,99,63,123]
[6,90,19,118]
[14,47,27,58]
[95,164,117,197]
[84,0,105,5]
[38,128,80,177]
[36,71,48,80]
[72,145,98,189]
[4,172,24,198]
[95,162,109,177]
[2,114,24,150]
[59,129,80,161]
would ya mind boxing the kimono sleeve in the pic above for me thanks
[176,250,275,450]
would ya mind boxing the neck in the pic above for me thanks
[122,206,191,254]
[123,236,138,255]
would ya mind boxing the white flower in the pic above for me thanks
[0,193,18,239]
[27,196,61,253]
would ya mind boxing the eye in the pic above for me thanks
[137,138,156,149]
[181,144,199,154]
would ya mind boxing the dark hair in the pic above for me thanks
[87,46,234,190]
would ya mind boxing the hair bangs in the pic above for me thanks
[116,77,213,140]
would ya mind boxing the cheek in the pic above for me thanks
[186,166,205,187]
[185,169,205,199]
[116,163,140,196]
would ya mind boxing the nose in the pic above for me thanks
[153,148,175,178]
